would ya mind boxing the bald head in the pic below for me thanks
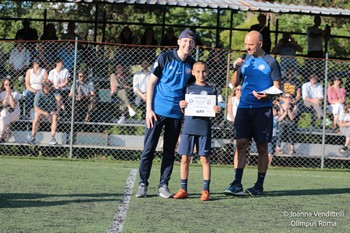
[244,30,264,56]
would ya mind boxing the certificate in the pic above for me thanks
[184,94,216,117]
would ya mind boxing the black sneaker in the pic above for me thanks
[224,182,245,196]
[340,146,348,153]
[246,185,264,196]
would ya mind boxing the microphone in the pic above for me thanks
[233,54,246,72]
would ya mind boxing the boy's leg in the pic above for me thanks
[200,155,211,201]
[174,155,191,199]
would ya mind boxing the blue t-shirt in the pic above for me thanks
[152,50,195,119]
[238,54,282,108]
[34,90,58,113]
[182,83,217,136]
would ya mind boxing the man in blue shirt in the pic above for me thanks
[135,30,196,198]
[224,30,282,196]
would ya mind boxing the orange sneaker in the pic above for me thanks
[200,190,210,201]
[173,189,188,199]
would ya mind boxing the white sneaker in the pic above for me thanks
[324,118,332,126]
[50,137,58,145]
[117,116,126,124]
[128,108,136,117]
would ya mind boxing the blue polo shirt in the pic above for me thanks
[152,50,195,119]
[238,53,282,108]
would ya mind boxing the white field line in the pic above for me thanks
[107,168,137,233]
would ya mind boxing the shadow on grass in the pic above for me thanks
[268,188,350,197]
[0,192,123,208]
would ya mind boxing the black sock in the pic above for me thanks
[233,168,244,185]
[256,172,266,188]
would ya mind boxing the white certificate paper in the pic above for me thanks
[184,94,216,117]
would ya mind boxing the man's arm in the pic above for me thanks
[145,74,158,128]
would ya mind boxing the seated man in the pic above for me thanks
[9,38,31,78]
[27,81,60,145]
[69,71,96,122]
[132,60,151,119]
[301,73,327,128]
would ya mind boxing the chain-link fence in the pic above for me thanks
[0,39,349,169]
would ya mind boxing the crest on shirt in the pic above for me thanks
[200,90,208,95]
[258,64,265,71]
[185,68,192,75]
[153,62,159,69]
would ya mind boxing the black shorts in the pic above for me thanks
[234,107,273,143]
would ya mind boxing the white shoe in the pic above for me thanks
[324,118,332,126]
[117,116,126,124]
[129,108,136,117]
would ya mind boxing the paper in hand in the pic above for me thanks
[257,86,283,95]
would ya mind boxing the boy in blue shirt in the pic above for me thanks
[173,61,221,201]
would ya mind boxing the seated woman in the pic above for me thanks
[327,75,346,129]
[0,79,22,142]
[24,58,48,118]
[110,63,136,124]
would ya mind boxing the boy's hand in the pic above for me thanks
[179,100,188,109]
[213,105,221,113]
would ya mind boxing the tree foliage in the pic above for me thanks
[0,0,349,58]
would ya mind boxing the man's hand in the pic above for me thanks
[145,109,157,129]
[252,91,269,100]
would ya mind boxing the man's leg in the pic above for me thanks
[28,113,42,144]
[224,138,250,196]
[135,117,164,198]
[138,117,164,186]
[51,113,58,137]
[159,117,182,187]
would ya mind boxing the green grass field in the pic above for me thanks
[1,157,350,233]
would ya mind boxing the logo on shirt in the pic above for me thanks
[258,64,265,71]
[185,68,192,75]
[153,62,159,69]
[200,90,208,95]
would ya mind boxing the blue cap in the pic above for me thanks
[178,29,196,40]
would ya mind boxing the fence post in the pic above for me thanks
[321,53,329,169]
[68,39,79,158]
[195,46,199,60]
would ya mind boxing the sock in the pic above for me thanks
[233,168,244,185]
[203,179,210,191]
[180,179,188,191]
[256,172,266,188]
